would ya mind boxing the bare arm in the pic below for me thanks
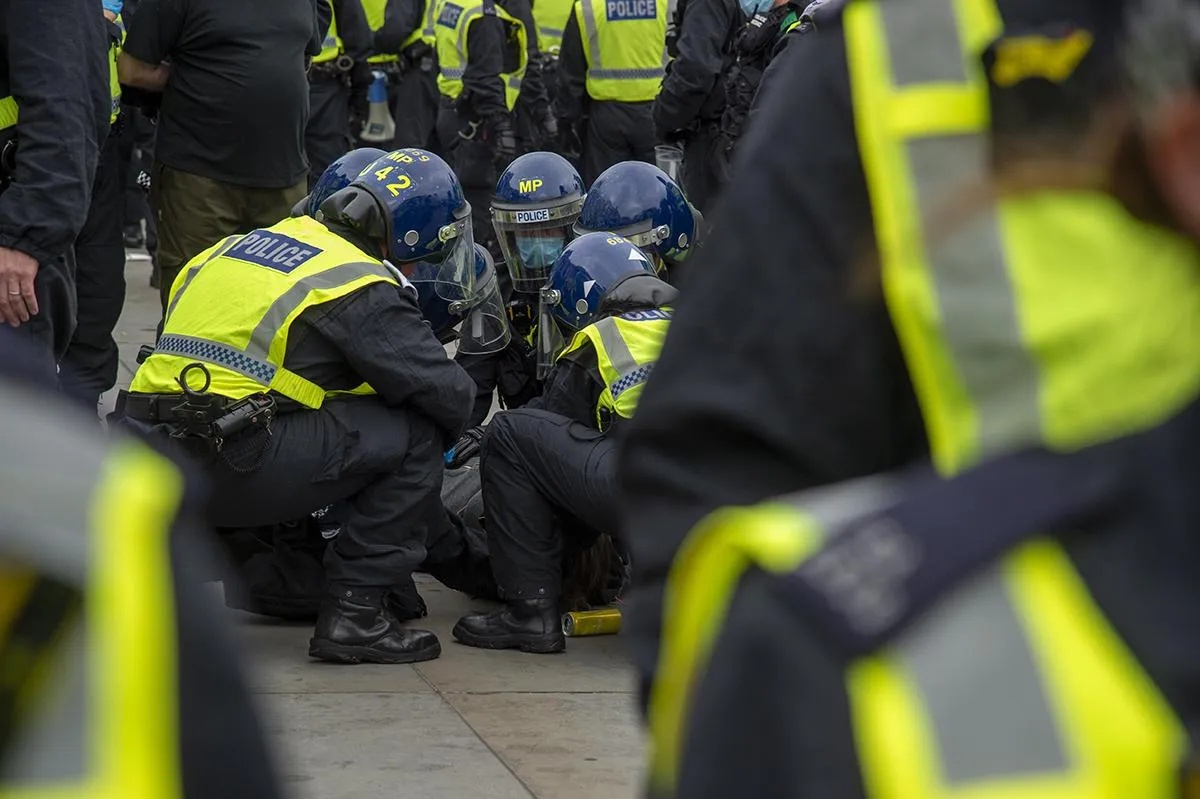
[117,52,170,91]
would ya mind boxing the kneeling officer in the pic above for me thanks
[120,148,493,665]
[453,232,678,653]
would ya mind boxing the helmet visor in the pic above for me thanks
[454,251,513,356]
[535,286,568,380]
[406,214,476,301]
[492,199,582,293]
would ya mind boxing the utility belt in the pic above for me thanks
[402,41,436,73]
[115,362,277,469]
[309,54,355,83]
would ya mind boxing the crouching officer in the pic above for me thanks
[574,160,701,282]
[452,232,678,653]
[0,330,285,797]
[117,148,489,666]
[456,150,586,426]
[434,0,530,253]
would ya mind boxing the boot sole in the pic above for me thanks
[451,621,565,654]
[307,638,442,665]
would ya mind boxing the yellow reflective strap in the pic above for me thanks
[1005,541,1185,798]
[886,85,985,139]
[269,368,329,409]
[90,442,185,798]
[646,504,822,795]
[0,96,17,131]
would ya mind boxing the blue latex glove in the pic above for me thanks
[444,447,456,466]
[102,0,123,14]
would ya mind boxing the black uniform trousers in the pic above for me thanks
[436,102,500,253]
[681,123,722,214]
[61,128,126,411]
[582,100,656,185]
[480,408,619,599]
[306,76,354,185]
[204,399,445,589]
[393,67,440,150]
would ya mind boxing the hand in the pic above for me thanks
[539,107,559,141]
[446,425,486,469]
[488,117,519,165]
[0,246,38,327]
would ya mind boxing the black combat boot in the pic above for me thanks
[451,598,565,654]
[309,586,441,664]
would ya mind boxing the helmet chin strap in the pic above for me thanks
[382,260,417,297]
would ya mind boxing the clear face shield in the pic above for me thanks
[576,220,670,274]
[405,211,476,302]
[493,199,583,293]
[452,246,513,356]
[536,286,568,380]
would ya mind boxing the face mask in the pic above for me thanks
[516,233,565,269]
[738,0,771,17]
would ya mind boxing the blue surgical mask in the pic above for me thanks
[738,0,771,16]
[516,233,565,269]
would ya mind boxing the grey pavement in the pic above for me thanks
[104,252,645,799]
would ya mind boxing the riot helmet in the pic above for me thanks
[320,148,477,301]
[491,152,586,293]
[573,161,699,268]
[414,243,513,355]
[536,232,657,377]
[297,147,388,219]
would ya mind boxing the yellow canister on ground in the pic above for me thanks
[562,607,622,637]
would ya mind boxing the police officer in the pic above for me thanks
[57,3,130,415]
[651,0,740,211]
[456,150,586,426]
[434,0,529,253]
[0,330,286,797]
[512,0,558,156]
[618,0,1168,706]
[532,0,576,56]
[574,160,699,280]
[713,0,803,181]
[452,232,677,653]
[373,0,441,149]
[118,149,504,665]
[558,0,669,182]
[308,0,374,183]
[0,0,110,377]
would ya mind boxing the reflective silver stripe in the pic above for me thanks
[879,0,1041,457]
[578,0,603,67]
[423,0,438,37]
[539,25,564,37]
[895,567,1067,782]
[508,76,523,90]
[5,623,89,781]
[155,333,277,386]
[0,377,109,584]
[456,6,485,56]
[591,67,664,80]
[248,261,394,357]
[781,473,904,536]
[165,235,242,321]
[592,317,641,376]
[442,66,465,78]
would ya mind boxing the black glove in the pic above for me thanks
[486,115,519,166]
[445,425,486,470]
[349,62,373,121]
[538,105,559,142]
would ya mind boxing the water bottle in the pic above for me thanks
[360,71,396,143]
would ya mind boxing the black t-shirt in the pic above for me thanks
[123,0,320,188]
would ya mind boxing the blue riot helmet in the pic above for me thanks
[573,161,698,267]
[413,243,512,355]
[320,147,475,301]
[491,152,586,293]
[300,147,388,218]
[536,232,657,378]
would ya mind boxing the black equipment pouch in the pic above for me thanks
[162,363,277,468]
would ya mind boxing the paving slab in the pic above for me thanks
[262,692,534,799]
[446,693,645,799]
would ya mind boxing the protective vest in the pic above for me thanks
[408,0,439,48]
[436,0,528,111]
[0,374,187,797]
[131,216,399,409]
[574,0,667,102]
[362,0,401,62]
[314,0,344,64]
[109,14,125,124]
[531,0,574,54]
[647,453,1188,796]
[846,0,1200,476]
[559,308,670,428]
